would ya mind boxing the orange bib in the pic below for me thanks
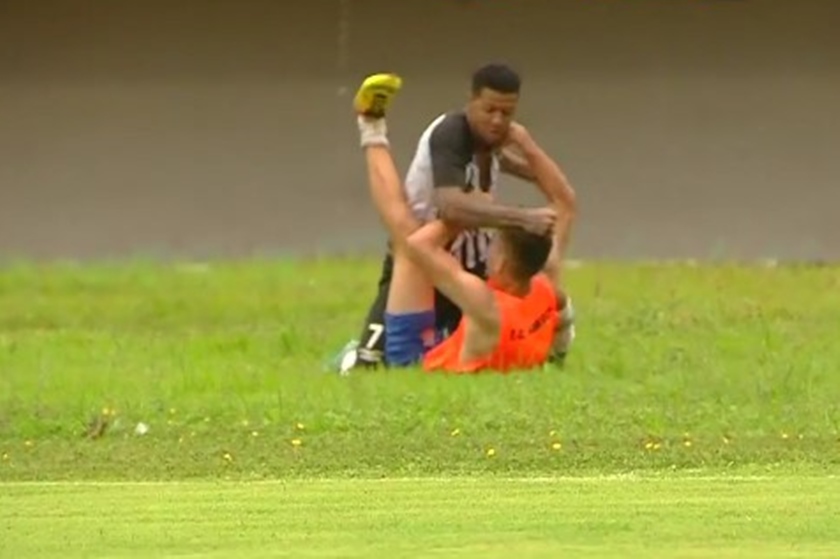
[423,274,559,373]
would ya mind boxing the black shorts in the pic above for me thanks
[355,248,487,366]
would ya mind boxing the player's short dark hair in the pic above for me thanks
[471,63,521,96]
[501,227,552,280]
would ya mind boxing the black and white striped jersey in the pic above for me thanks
[402,110,500,275]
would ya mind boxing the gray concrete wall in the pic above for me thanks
[1,0,838,261]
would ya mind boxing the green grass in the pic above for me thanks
[1,257,839,557]
[2,476,839,558]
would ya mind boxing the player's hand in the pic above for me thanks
[519,207,557,236]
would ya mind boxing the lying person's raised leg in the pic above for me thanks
[354,74,440,367]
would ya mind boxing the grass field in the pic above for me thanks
[1,257,839,557]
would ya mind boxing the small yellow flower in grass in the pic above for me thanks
[486,447,496,458]
[251,431,259,438]
[549,430,557,437]
[222,452,233,462]
[683,440,692,448]
[652,442,662,451]
[781,432,790,440]
[291,438,302,447]
[241,419,250,427]
[2,453,8,461]
[450,428,461,437]
[644,441,654,450]
[101,407,116,417]
[722,436,731,445]
[295,422,305,431]
[24,440,34,448]
[551,442,562,451]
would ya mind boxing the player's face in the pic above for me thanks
[467,88,519,147]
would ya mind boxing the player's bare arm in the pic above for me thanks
[498,145,537,182]
[404,220,501,360]
[506,123,577,281]
[427,115,555,236]
[434,187,549,233]
[507,125,577,222]
[503,123,577,362]
[499,124,576,252]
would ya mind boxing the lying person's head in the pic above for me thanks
[488,228,553,287]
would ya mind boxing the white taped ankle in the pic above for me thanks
[357,116,389,147]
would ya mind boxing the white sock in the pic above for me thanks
[357,116,389,147]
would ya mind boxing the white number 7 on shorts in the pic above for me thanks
[365,323,384,349]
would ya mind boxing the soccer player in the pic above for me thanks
[346,73,575,373]
[335,63,577,370]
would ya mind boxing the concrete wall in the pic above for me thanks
[1,0,838,261]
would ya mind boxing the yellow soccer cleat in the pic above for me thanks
[353,73,403,118]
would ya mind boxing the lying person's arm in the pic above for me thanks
[403,220,500,359]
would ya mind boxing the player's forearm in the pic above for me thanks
[517,138,576,283]
[521,139,575,236]
[434,189,525,230]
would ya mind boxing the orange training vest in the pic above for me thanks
[422,273,559,374]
